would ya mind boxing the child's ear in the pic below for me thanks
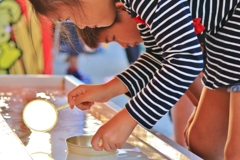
[115,2,126,11]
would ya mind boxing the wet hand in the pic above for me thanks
[91,108,138,152]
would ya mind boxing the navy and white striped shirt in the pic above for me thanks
[118,0,240,129]
[189,0,240,89]
[118,0,204,129]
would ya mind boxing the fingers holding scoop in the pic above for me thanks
[67,86,94,110]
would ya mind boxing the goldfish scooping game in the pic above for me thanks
[0,75,202,160]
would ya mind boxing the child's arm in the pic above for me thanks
[68,77,128,110]
[119,0,203,129]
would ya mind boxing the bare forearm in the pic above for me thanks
[104,77,128,98]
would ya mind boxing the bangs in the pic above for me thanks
[76,10,121,49]
[76,27,103,49]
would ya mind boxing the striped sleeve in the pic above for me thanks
[119,0,204,129]
[117,24,164,97]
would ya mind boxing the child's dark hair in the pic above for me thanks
[76,27,104,49]
[29,0,82,18]
[76,10,120,49]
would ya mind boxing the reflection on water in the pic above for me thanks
[0,86,87,159]
[0,86,164,160]
[0,87,33,146]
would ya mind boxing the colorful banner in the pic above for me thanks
[0,0,53,74]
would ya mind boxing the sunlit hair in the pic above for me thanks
[28,0,82,18]
[28,0,86,55]
[76,11,120,49]
[76,27,103,49]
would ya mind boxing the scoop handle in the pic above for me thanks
[56,103,69,111]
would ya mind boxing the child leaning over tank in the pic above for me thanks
[28,0,204,156]
[76,2,203,148]
[28,0,240,159]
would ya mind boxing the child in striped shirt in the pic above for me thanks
[28,0,240,159]
[76,2,203,148]
[67,0,204,153]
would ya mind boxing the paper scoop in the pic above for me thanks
[22,99,69,132]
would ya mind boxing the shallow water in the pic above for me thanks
[0,86,160,160]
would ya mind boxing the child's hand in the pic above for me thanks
[67,77,128,110]
[91,108,138,152]
[67,84,111,110]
